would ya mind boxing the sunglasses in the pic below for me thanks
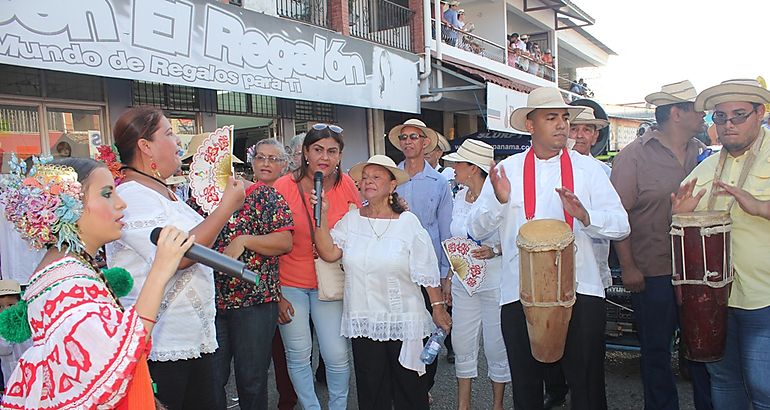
[712,109,756,126]
[312,123,343,133]
[397,133,425,141]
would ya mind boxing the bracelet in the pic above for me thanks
[139,315,157,324]
[430,301,446,307]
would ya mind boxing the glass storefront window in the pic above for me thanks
[0,105,43,173]
[46,107,103,160]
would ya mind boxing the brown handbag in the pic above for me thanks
[297,182,345,301]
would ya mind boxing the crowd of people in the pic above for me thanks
[0,77,768,410]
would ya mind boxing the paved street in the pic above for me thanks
[226,345,697,409]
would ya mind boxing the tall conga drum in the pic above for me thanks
[517,219,576,363]
[670,211,733,362]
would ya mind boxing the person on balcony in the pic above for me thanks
[542,49,554,67]
[442,1,462,47]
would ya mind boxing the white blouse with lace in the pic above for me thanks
[106,181,217,361]
[331,209,439,342]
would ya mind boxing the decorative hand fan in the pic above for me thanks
[442,237,487,296]
[189,125,235,213]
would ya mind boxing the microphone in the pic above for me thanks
[150,227,258,285]
[313,171,323,227]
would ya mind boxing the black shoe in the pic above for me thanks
[446,347,455,364]
[543,393,566,409]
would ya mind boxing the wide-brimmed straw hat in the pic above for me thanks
[387,119,439,152]
[0,280,21,296]
[181,133,244,164]
[644,80,697,107]
[442,139,494,173]
[509,87,584,133]
[694,79,770,111]
[570,107,609,130]
[435,134,451,152]
[348,155,410,186]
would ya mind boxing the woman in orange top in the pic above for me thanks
[273,124,361,410]
[0,157,193,409]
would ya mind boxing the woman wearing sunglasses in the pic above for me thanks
[273,123,361,410]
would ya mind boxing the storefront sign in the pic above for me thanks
[0,0,419,113]
[486,83,529,133]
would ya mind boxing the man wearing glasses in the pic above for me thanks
[611,80,712,410]
[387,119,453,397]
[672,79,770,410]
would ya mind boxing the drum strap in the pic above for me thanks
[524,147,574,228]
[707,133,764,211]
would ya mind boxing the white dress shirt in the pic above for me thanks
[468,149,629,305]
[591,155,613,288]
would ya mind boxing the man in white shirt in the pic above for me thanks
[468,87,630,410]
[543,105,612,409]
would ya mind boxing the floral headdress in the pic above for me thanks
[95,144,124,185]
[0,154,84,253]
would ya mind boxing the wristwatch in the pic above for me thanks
[492,246,501,256]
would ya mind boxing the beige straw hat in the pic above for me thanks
[644,80,697,107]
[348,155,410,185]
[436,134,451,152]
[694,79,770,111]
[387,119,439,152]
[570,107,609,130]
[509,87,584,133]
[181,133,244,164]
[0,280,21,296]
[441,139,494,173]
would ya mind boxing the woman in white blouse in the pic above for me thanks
[312,155,452,410]
[106,106,245,410]
[442,140,510,410]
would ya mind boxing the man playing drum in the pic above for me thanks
[672,79,770,410]
[468,87,630,410]
[611,80,712,410]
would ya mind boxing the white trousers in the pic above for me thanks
[451,277,511,382]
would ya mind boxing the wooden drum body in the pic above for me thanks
[517,219,576,363]
[670,211,733,362]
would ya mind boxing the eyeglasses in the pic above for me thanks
[397,133,425,141]
[312,123,343,133]
[712,109,757,126]
[253,154,285,164]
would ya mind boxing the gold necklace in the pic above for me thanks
[363,207,393,240]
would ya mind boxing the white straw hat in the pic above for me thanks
[0,280,21,296]
[348,155,410,186]
[509,87,584,133]
[694,79,770,111]
[387,119,439,152]
[441,139,494,173]
[644,80,697,107]
[570,107,609,130]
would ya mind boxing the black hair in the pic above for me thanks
[655,101,694,124]
[293,126,345,187]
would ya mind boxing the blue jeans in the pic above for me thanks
[707,306,770,410]
[633,276,712,410]
[278,286,350,410]
[212,303,278,410]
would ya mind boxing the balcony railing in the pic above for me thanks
[436,22,505,64]
[349,0,414,52]
[433,20,555,83]
[277,0,330,28]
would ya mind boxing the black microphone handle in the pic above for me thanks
[149,227,257,285]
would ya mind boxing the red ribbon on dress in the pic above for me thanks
[523,147,575,229]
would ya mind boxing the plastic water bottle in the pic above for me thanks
[420,327,447,364]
